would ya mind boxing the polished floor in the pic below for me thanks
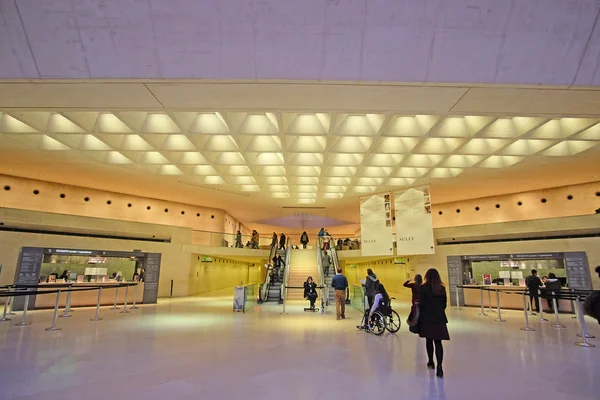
[0,293,599,400]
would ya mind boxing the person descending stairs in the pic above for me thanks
[286,248,319,301]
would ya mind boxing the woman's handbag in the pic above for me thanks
[407,303,420,334]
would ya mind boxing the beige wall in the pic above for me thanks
[188,255,261,296]
[345,256,417,298]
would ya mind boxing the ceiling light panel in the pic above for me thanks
[363,153,403,167]
[529,118,598,140]
[430,116,491,137]
[321,193,344,199]
[191,165,219,176]
[575,123,600,140]
[288,166,321,176]
[230,176,257,185]
[323,166,356,177]
[383,115,438,137]
[329,136,373,153]
[458,138,509,154]
[241,136,282,152]
[372,137,419,153]
[352,186,376,193]
[175,152,209,164]
[289,177,319,185]
[413,138,465,154]
[283,113,330,134]
[239,185,260,192]
[218,165,252,176]
[321,177,351,185]
[256,166,286,176]
[0,114,37,133]
[393,167,429,177]
[266,185,289,192]
[237,114,279,134]
[286,153,324,166]
[290,185,318,193]
[200,176,226,185]
[441,155,484,168]
[478,156,523,168]
[157,165,183,175]
[334,114,384,136]
[245,152,285,165]
[402,154,444,167]
[385,177,416,187]
[541,140,599,156]
[500,139,555,155]
[102,134,153,151]
[296,199,316,204]
[326,153,364,166]
[355,177,384,186]
[140,151,170,164]
[295,193,317,199]
[271,192,291,199]
[319,185,348,193]
[285,136,327,152]
[188,113,230,134]
[208,152,247,165]
[142,114,181,133]
[358,166,393,177]
[429,168,464,178]
[95,113,133,133]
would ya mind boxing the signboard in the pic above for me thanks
[394,185,435,255]
[360,193,394,256]
[447,256,463,306]
[13,247,44,310]
[564,252,592,290]
[233,286,246,312]
[142,253,162,304]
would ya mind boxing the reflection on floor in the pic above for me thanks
[0,294,599,400]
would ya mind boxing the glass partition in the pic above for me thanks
[244,283,260,312]
[40,254,138,282]
[348,284,366,313]
[192,230,273,249]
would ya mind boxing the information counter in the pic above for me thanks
[462,285,573,312]
[33,282,144,309]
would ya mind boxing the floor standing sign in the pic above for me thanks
[143,253,162,303]
[360,192,394,256]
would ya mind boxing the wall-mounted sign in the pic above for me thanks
[395,185,435,255]
[360,192,394,256]
[202,256,213,262]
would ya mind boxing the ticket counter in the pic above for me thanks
[33,282,144,309]
[461,284,573,312]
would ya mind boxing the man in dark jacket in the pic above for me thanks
[272,254,286,283]
[322,251,331,276]
[279,233,286,250]
[361,269,378,308]
[526,269,543,313]
[331,268,348,320]
[543,272,562,312]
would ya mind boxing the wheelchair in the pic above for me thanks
[358,297,401,335]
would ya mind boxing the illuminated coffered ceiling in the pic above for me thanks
[1,111,599,204]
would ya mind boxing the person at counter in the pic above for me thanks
[526,269,543,314]
[543,273,562,312]
[58,270,71,282]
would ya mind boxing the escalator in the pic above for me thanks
[260,241,289,303]
[321,236,340,306]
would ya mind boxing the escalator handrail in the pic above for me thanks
[280,239,292,301]
[316,244,325,288]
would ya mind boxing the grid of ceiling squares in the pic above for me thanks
[1,111,599,204]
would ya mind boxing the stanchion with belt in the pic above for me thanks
[15,289,31,326]
[538,289,549,321]
[60,283,74,318]
[520,292,534,332]
[280,286,288,315]
[46,289,63,331]
[550,292,565,329]
[90,287,104,322]
[130,283,140,310]
[487,289,493,313]
[120,284,131,314]
[1,289,13,322]
[574,293,595,348]
[111,284,120,310]
[478,287,487,316]
[492,289,505,322]
[453,288,462,310]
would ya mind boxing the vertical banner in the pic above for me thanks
[394,185,435,255]
[360,192,394,256]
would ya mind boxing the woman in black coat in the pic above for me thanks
[419,268,450,378]
[304,277,318,309]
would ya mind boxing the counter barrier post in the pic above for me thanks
[15,292,31,326]
[119,285,130,314]
[551,296,565,329]
[1,296,11,322]
[527,296,534,315]
[45,290,63,331]
[111,285,120,310]
[478,287,488,316]
[487,290,493,313]
[454,288,462,310]
[575,294,595,347]
[494,290,505,322]
[539,300,549,322]
[521,293,534,331]
[90,287,103,321]
[279,286,288,315]
[60,286,73,318]
[7,295,16,315]
[569,290,579,319]
[130,283,139,310]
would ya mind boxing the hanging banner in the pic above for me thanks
[394,185,435,255]
[360,192,394,256]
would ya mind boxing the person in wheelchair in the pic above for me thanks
[304,276,318,310]
[358,283,391,329]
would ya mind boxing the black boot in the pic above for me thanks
[436,365,444,378]
[427,361,435,369]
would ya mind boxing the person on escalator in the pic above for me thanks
[322,251,331,277]
[300,231,309,249]
[304,276,318,309]
[279,233,286,250]
[272,254,286,283]
[271,232,278,248]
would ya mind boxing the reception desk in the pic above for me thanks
[462,285,573,312]
[33,282,144,309]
